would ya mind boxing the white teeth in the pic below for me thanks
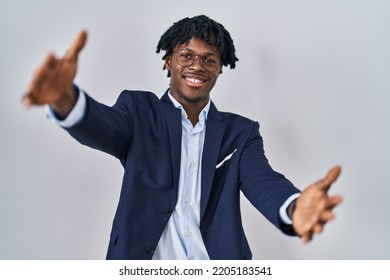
[186,77,203,84]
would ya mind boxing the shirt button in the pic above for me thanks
[190,163,195,169]
[186,231,192,237]
[163,208,172,216]
[186,198,191,204]
[145,247,155,255]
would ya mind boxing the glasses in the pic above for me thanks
[173,49,220,72]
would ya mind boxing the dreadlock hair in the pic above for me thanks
[156,15,239,77]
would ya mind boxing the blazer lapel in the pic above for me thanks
[200,102,225,221]
[161,92,182,191]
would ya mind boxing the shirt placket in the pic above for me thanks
[182,121,202,258]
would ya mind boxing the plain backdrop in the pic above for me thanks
[1,0,389,259]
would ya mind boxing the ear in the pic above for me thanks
[164,55,172,72]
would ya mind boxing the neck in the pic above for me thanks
[167,91,209,127]
[182,104,202,127]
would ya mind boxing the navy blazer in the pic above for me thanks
[65,90,299,260]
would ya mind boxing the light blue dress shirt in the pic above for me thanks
[152,92,211,260]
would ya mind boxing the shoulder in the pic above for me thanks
[210,101,257,126]
[116,90,160,103]
[217,109,260,132]
[219,110,256,124]
[114,90,162,112]
[210,104,261,140]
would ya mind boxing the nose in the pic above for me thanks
[189,55,204,71]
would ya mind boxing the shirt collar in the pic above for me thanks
[167,91,211,125]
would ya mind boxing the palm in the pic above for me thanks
[292,166,343,243]
[23,31,87,110]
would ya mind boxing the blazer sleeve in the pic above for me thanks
[64,90,135,163]
[239,121,300,236]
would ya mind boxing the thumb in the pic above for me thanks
[320,165,342,191]
[65,30,88,62]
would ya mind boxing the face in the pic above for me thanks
[165,37,221,109]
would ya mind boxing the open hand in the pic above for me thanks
[23,30,87,117]
[292,166,343,243]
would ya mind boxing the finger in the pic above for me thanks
[32,63,45,81]
[43,52,57,69]
[33,53,57,85]
[23,48,63,109]
[65,30,88,62]
[326,195,343,208]
[23,78,37,107]
[301,232,313,244]
[26,67,44,101]
[313,223,324,234]
[319,165,342,191]
[23,85,47,107]
[324,165,341,185]
[319,210,335,222]
[23,82,41,107]
[22,94,34,108]
[23,66,47,108]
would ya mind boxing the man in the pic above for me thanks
[23,15,342,260]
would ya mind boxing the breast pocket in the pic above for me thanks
[216,149,237,169]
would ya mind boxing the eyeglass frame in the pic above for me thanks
[172,49,221,72]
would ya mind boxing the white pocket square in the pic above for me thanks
[216,149,237,169]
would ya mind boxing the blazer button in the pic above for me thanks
[145,247,155,255]
[163,208,172,216]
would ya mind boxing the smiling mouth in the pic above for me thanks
[185,77,204,84]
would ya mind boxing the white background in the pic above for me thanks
[1,0,389,259]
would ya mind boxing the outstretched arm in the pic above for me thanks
[23,30,88,118]
[292,166,343,243]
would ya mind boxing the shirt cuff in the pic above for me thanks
[279,193,301,225]
[46,86,87,128]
